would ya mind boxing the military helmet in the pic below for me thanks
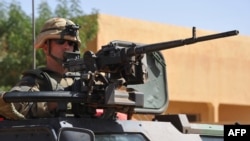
[35,17,81,49]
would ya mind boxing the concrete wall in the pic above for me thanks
[86,14,250,123]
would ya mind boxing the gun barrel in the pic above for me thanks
[127,30,239,56]
[193,30,239,43]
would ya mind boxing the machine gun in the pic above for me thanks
[4,27,239,119]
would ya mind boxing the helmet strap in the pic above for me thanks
[47,40,63,65]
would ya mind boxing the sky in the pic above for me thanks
[18,0,250,36]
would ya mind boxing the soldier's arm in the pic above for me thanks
[9,75,54,119]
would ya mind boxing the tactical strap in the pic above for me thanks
[22,68,53,91]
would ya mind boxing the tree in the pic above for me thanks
[0,0,98,90]
[0,2,32,90]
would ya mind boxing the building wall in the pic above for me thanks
[86,14,250,123]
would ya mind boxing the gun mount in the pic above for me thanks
[4,27,239,119]
[1,27,239,141]
[63,27,238,84]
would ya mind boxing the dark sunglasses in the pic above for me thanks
[53,39,77,46]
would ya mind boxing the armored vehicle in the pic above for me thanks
[0,28,238,141]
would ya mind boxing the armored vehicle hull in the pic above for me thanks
[0,115,223,141]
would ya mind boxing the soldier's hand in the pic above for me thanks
[0,92,25,120]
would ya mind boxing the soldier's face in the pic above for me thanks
[50,39,76,59]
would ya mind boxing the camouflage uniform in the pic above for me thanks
[0,18,81,119]
[11,68,74,118]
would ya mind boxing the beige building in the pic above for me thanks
[87,14,250,124]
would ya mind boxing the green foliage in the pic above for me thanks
[72,11,99,49]
[0,2,32,89]
[0,0,98,91]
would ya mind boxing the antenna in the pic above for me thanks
[32,0,36,69]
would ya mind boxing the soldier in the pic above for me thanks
[0,17,81,119]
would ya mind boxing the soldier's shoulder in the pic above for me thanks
[22,67,47,79]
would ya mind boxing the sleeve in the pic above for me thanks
[0,92,25,120]
[11,75,55,118]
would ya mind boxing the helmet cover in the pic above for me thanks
[35,17,81,49]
